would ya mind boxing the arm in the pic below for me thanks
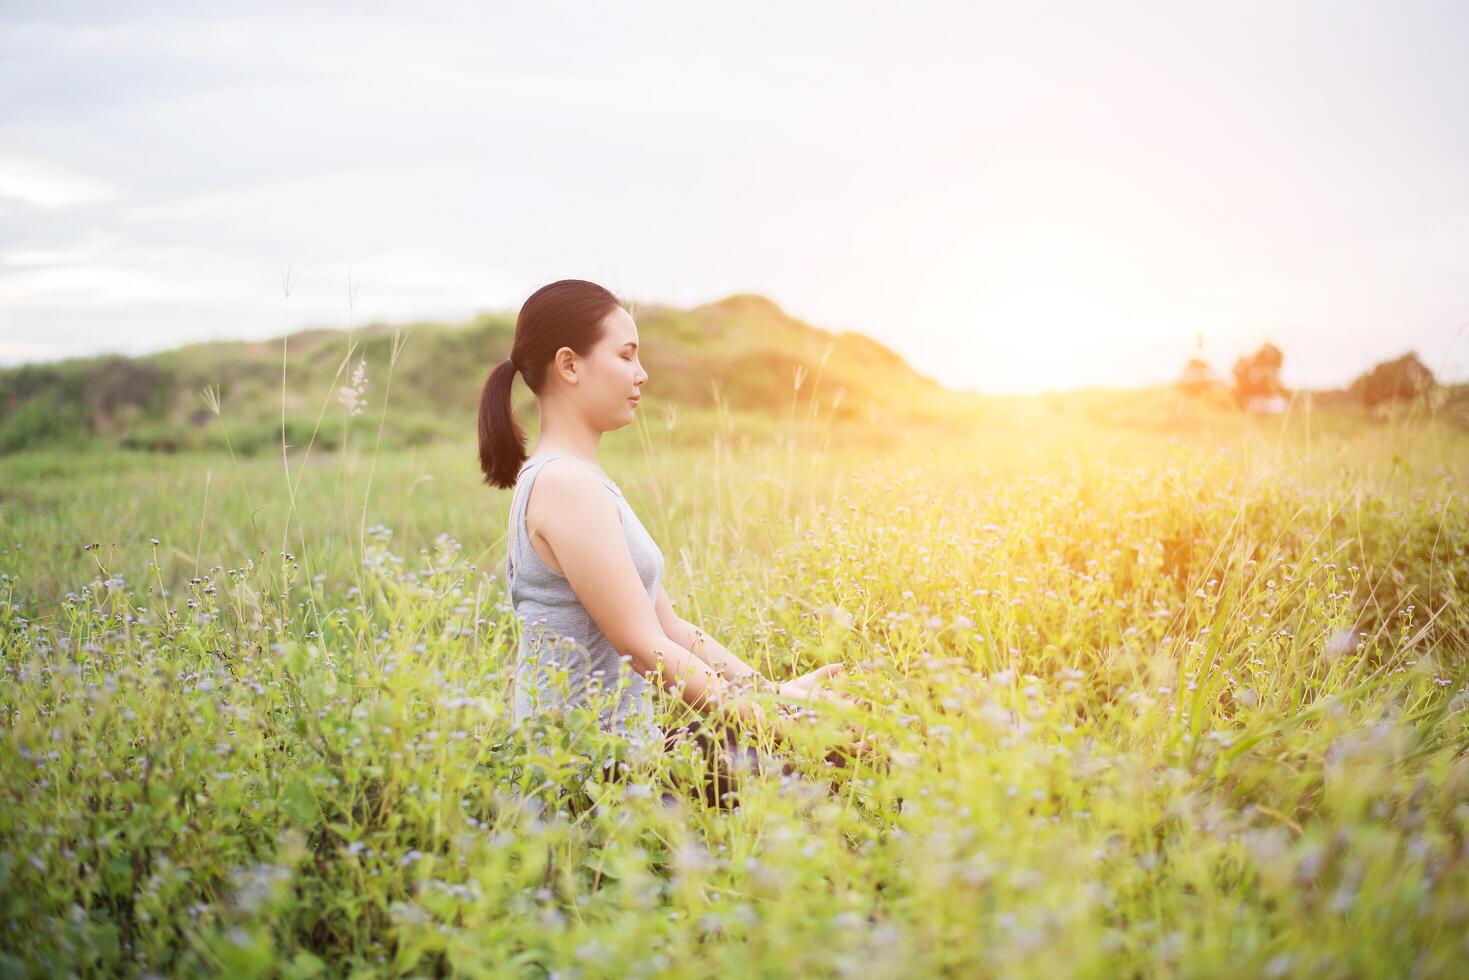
[531,462,766,722]
[655,583,860,711]
[654,582,764,683]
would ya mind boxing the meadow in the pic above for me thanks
[1,386,1466,977]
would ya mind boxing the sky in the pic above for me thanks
[1,0,1466,393]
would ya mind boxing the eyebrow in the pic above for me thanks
[622,342,638,351]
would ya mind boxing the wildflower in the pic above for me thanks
[389,901,431,926]
[1264,955,1293,978]
[339,358,369,416]
[1323,629,1360,660]
[825,604,855,628]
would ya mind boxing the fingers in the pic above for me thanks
[818,688,865,709]
[785,697,875,758]
[790,662,847,692]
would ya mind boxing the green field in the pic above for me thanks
[1,388,1466,977]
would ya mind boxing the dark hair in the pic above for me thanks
[477,279,624,489]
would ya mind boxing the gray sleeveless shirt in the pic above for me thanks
[505,454,665,750]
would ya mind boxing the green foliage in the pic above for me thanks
[0,397,1466,975]
[0,393,89,453]
[1231,342,1286,405]
[1350,351,1439,408]
[0,357,174,451]
[0,296,936,454]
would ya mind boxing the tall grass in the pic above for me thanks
[0,351,1465,975]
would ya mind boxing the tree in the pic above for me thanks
[1176,358,1224,395]
[1350,351,1437,408]
[1231,343,1286,408]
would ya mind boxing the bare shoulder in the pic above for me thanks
[526,458,614,530]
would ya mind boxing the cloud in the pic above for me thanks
[0,228,124,267]
[0,155,116,208]
[0,1,1466,390]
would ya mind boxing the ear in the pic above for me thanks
[553,346,578,384]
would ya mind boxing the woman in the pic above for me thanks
[478,279,863,808]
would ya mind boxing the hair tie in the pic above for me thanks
[505,356,518,372]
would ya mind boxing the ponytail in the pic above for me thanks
[478,356,525,489]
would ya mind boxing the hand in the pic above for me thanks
[712,685,768,730]
[711,669,874,756]
[777,662,845,700]
[778,663,870,712]
[709,674,783,740]
[776,664,876,759]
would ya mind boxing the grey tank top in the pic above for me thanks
[505,454,665,750]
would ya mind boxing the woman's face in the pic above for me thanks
[566,305,647,430]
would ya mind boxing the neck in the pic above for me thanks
[531,399,603,468]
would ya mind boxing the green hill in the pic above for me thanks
[0,293,951,454]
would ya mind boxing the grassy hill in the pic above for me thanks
[7,295,1466,458]
[0,294,953,454]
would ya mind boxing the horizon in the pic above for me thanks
[0,290,1454,398]
[2,1,1467,393]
